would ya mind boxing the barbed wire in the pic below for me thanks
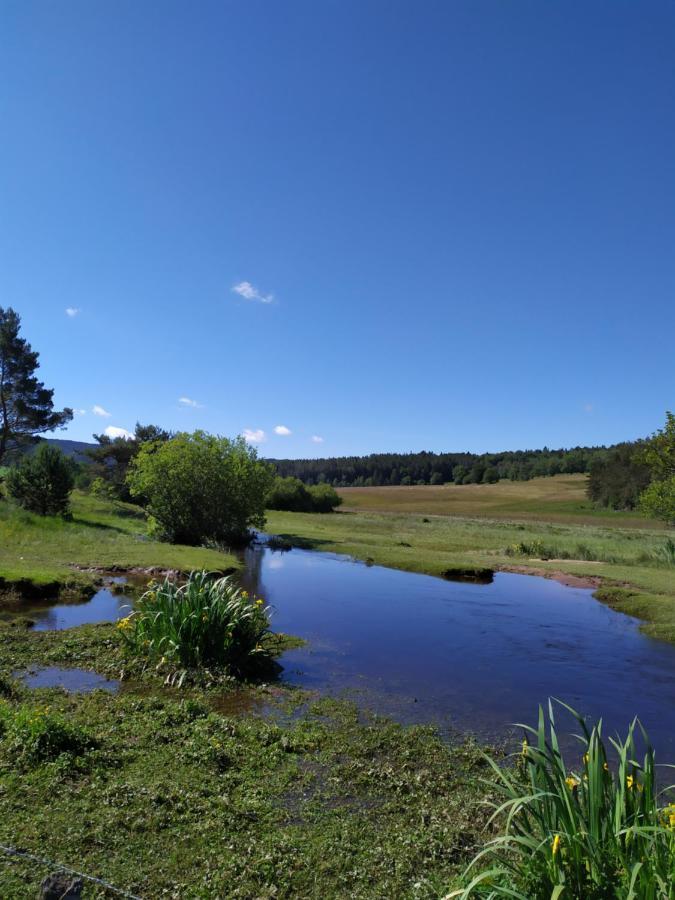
[0,843,144,899]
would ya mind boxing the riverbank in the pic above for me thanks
[0,492,239,596]
[264,507,675,643]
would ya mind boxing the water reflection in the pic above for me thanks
[241,543,675,756]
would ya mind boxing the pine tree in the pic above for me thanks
[0,307,73,463]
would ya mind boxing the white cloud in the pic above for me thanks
[178,396,203,408]
[232,281,274,304]
[65,307,80,317]
[311,435,324,444]
[243,428,266,444]
[104,425,134,440]
[74,408,87,416]
[274,424,292,436]
[92,405,111,417]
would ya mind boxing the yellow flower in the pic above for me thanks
[116,616,132,631]
[565,776,580,791]
[552,834,561,857]
[521,738,529,758]
[666,805,675,828]
[603,763,609,772]
[583,753,589,765]
[256,599,264,607]
[626,775,634,790]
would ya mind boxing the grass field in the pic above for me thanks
[338,474,662,528]
[266,480,675,643]
[0,491,238,590]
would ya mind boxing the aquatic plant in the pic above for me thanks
[454,701,675,898]
[119,570,272,675]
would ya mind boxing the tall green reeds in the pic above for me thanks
[118,571,272,675]
[454,701,675,898]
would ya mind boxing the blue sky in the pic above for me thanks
[1,1,673,457]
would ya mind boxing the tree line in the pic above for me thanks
[269,446,606,488]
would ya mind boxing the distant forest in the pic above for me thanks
[270,446,612,487]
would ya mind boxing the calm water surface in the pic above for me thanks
[17,583,132,631]
[241,543,675,755]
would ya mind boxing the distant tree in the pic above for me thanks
[0,307,72,465]
[87,422,172,501]
[482,466,500,484]
[307,483,343,512]
[452,464,468,485]
[6,444,75,516]
[127,431,274,545]
[638,412,675,524]
[266,476,313,512]
[430,471,444,485]
[587,443,650,510]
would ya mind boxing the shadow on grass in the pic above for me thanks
[268,532,336,552]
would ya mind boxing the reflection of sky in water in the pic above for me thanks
[26,587,132,631]
[241,544,675,758]
[14,666,119,693]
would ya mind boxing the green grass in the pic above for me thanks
[338,475,662,528]
[0,491,239,591]
[265,502,675,643]
[0,619,494,899]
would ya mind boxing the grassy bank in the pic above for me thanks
[0,621,492,899]
[265,503,675,642]
[0,492,239,592]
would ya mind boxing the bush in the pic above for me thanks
[5,444,74,515]
[126,431,274,545]
[307,483,342,512]
[266,476,313,512]
[118,571,272,674]
[457,702,675,898]
[266,477,342,513]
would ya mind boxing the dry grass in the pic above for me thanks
[338,475,661,528]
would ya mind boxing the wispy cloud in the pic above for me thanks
[178,396,203,409]
[232,281,274,304]
[104,425,134,440]
[92,405,111,417]
[65,307,80,318]
[274,425,292,436]
[74,408,87,416]
[243,428,266,444]
[311,435,324,444]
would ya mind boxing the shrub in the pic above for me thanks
[266,476,313,512]
[118,571,273,675]
[126,431,274,545]
[456,701,675,898]
[0,700,95,767]
[307,482,342,512]
[5,444,74,515]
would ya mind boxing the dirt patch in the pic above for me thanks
[499,565,602,590]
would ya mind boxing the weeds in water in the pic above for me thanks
[118,570,273,675]
[455,701,675,899]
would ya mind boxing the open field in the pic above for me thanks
[338,475,663,528]
[0,492,238,590]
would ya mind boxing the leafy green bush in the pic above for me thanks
[266,476,313,511]
[5,444,74,516]
[307,482,342,512]
[118,571,273,675]
[0,700,95,767]
[126,431,274,545]
[456,701,675,898]
[266,476,342,512]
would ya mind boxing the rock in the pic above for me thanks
[39,873,84,899]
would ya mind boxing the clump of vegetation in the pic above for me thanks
[86,422,172,501]
[457,702,675,898]
[127,430,274,545]
[118,571,273,675]
[266,475,342,512]
[5,443,75,516]
[0,698,95,768]
[638,411,675,525]
[587,443,651,511]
